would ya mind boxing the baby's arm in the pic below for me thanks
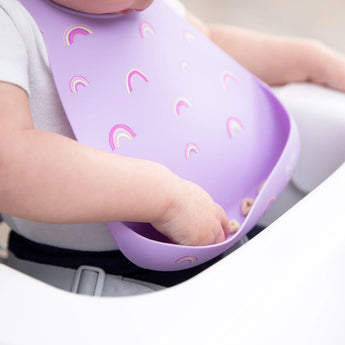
[0,82,229,246]
[187,13,345,92]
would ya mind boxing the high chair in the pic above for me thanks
[0,83,344,345]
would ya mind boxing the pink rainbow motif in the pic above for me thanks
[64,25,93,46]
[185,143,200,160]
[227,117,244,139]
[174,98,191,117]
[176,256,198,265]
[221,71,238,90]
[184,31,195,43]
[139,21,155,38]
[109,124,136,151]
[180,60,190,72]
[126,69,149,93]
[69,76,89,94]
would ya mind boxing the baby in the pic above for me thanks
[0,0,345,284]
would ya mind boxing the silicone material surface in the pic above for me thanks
[18,0,300,270]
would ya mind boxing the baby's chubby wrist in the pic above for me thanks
[300,39,335,84]
[304,39,345,91]
[148,165,185,225]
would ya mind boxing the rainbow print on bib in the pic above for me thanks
[109,124,137,151]
[139,21,155,38]
[227,117,244,139]
[69,76,89,94]
[126,69,149,93]
[63,24,92,45]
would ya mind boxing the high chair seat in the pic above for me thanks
[260,83,345,227]
[1,162,344,345]
[1,83,344,344]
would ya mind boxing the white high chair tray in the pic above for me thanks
[0,162,344,345]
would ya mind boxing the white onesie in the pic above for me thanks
[0,0,185,251]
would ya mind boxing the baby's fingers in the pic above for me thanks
[213,226,226,244]
[212,205,230,244]
[220,207,231,238]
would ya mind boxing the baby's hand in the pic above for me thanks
[151,178,230,246]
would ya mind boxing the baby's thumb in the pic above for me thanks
[220,207,231,238]
[212,205,230,244]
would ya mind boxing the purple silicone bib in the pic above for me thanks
[18,0,299,271]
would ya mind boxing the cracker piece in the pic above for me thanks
[241,197,254,216]
[229,219,241,234]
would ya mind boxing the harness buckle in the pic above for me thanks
[71,265,105,296]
